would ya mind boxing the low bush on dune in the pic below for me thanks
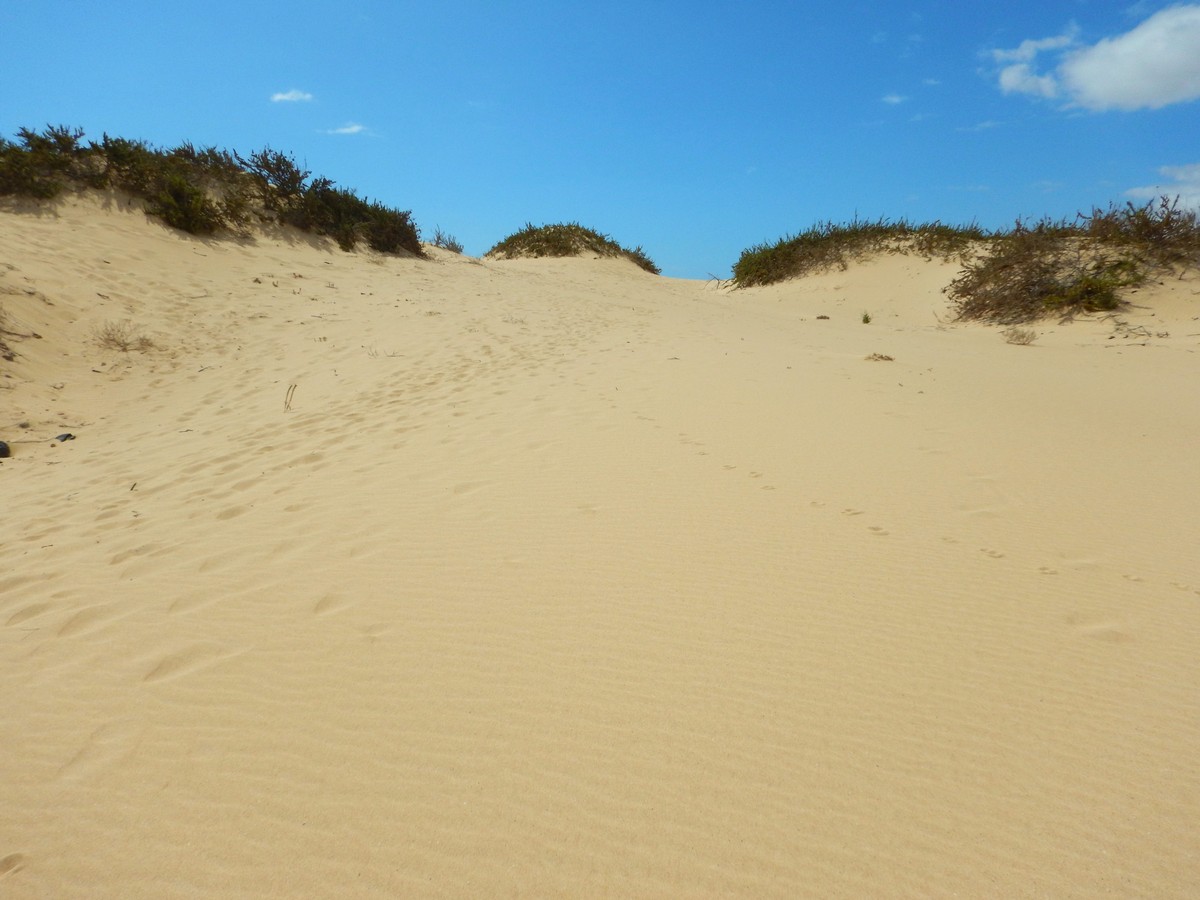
[486,222,660,274]
[0,125,423,256]
[947,199,1199,324]
[0,125,95,198]
[945,219,1138,323]
[731,218,987,288]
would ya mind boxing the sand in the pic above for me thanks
[2,193,1199,898]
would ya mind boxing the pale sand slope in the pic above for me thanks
[2,194,1199,898]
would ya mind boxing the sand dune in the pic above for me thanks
[2,193,1199,898]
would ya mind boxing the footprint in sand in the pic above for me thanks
[6,602,52,627]
[56,604,120,638]
[0,853,26,878]
[142,643,243,684]
[313,593,352,616]
[1076,621,1134,644]
[56,720,144,782]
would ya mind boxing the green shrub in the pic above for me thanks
[0,125,90,198]
[364,200,421,255]
[146,172,227,234]
[731,218,985,288]
[280,178,421,255]
[236,147,309,212]
[0,140,62,198]
[486,222,660,274]
[95,134,160,194]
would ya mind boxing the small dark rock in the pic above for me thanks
[55,433,76,442]
[0,441,10,458]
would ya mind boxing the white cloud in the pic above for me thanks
[325,123,367,135]
[1126,162,1200,209]
[881,93,908,104]
[992,6,1200,111]
[992,32,1076,64]
[271,89,313,103]
[1060,6,1200,110]
[956,120,1002,132]
[998,62,1059,98]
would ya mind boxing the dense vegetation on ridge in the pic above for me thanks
[0,125,424,256]
[4,125,1199,324]
[486,222,661,274]
[731,218,987,287]
[733,201,1200,323]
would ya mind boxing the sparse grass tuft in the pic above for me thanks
[0,304,13,361]
[1003,326,1038,345]
[1,302,43,361]
[432,227,464,254]
[731,218,986,288]
[92,320,155,352]
[486,222,660,274]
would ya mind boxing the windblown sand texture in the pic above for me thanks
[3,195,1199,898]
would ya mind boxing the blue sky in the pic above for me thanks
[3,1,1198,278]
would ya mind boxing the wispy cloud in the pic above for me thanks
[992,31,1077,65]
[881,93,908,105]
[1033,179,1065,193]
[1126,162,1200,209]
[271,89,313,103]
[991,5,1200,111]
[956,120,1002,133]
[324,123,368,135]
